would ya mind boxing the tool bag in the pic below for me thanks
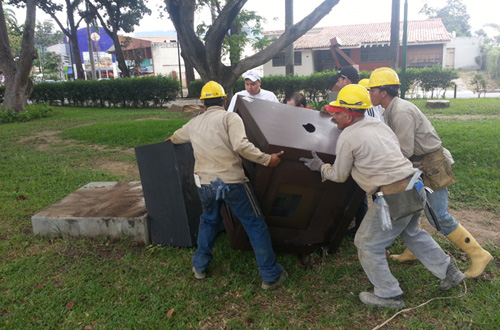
[421,148,457,190]
[382,171,425,221]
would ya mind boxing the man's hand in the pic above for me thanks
[165,136,172,142]
[299,151,324,171]
[268,151,284,167]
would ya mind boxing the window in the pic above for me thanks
[361,45,390,62]
[272,51,302,66]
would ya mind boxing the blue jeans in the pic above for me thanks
[193,181,283,283]
[424,187,458,235]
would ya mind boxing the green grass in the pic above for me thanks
[1,101,499,329]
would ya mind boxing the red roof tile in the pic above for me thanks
[265,19,451,50]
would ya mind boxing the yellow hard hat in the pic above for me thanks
[358,78,370,90]
[368,67,400,89]
[200,81,227,100]
[330,84,372,110]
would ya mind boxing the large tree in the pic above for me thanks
[164,0,341,99]
[87,0,151,78]
[38,0,88,80]
[420,0,471,37]
[0,0,36,112]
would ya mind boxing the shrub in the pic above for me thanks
[29,75,180,108]
[0,103,54,124]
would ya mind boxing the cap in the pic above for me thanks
[325,104,364,117]
[244,70,261,82]
[332,66,360,84]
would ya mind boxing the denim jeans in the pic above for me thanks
[424,187,459,235]
[193,181,283,283]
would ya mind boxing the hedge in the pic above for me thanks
[28,75,180,108]
[189,66,457,105]
[1,66,457,108]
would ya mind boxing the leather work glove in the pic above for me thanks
[299,151,324,172]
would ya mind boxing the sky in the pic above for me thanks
[10,0,499,37]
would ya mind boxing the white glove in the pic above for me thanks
[299,151,324,172]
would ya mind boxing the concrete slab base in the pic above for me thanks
[31,182,149,244]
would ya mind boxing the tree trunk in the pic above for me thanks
[111,33,130,77]
[165,0,340,94]
[284,0,294,76]
[68,28,85,79]
[0,0,37,112]
[389,0,400,70]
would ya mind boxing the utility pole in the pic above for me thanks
[85,1,96,79]
[284,0,294,76]
[389,0,400,70]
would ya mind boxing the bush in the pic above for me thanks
[0,103,54,124]
[29,75,180,108]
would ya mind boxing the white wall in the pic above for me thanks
[263,49,315,76]
[151,41,200,88]
[446,37,481,70]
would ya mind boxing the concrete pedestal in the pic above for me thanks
[31,182,149,244]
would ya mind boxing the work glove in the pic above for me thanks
[299,151,324,172]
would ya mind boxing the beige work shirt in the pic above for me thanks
[383,97,442,158]
[170,106,271,184]
[320,118,417,195]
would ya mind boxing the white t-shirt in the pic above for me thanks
[227,89,279,112]
[365,105,384,122]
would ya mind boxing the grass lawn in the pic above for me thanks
[1,100,499,329]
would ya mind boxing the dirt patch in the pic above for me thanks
[457,70,500,92]
[18,130,138,179]
[422,209,500,245]
[91,160,139,181]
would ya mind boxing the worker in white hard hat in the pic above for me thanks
[227,70,279,112]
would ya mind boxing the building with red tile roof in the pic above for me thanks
[263,18,463,76]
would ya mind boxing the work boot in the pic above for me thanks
[359,292,405,309]
[261,270,288,290]
[446,224,493,278]
[440,262,466,290]
[192,266,206,280]
[390,248,419,262]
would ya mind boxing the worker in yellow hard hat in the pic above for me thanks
[167,80,287,290]
[369,67,493,278]
[300,84,465,309]
[358,78,384,121]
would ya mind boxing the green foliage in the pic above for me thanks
[223,67,458,102]
[413,66,458,98]
[196,2,268,64]
[486,48,500,80]
[29,75,180,108]
[470,72,488,97]
[59,119,190,148]
[188,79,205,98]
[0,103,53,123]
[420,0,471,36]
[400,66,458,98]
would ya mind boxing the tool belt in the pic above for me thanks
[381,177,411,195]
[417,148,457,191]
[380,175,424,221]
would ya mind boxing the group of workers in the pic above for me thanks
[167,66,493,309]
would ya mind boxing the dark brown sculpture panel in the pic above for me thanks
[223,96,365,253]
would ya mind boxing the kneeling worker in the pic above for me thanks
[167,81,287,290]
[300,84,465,308]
